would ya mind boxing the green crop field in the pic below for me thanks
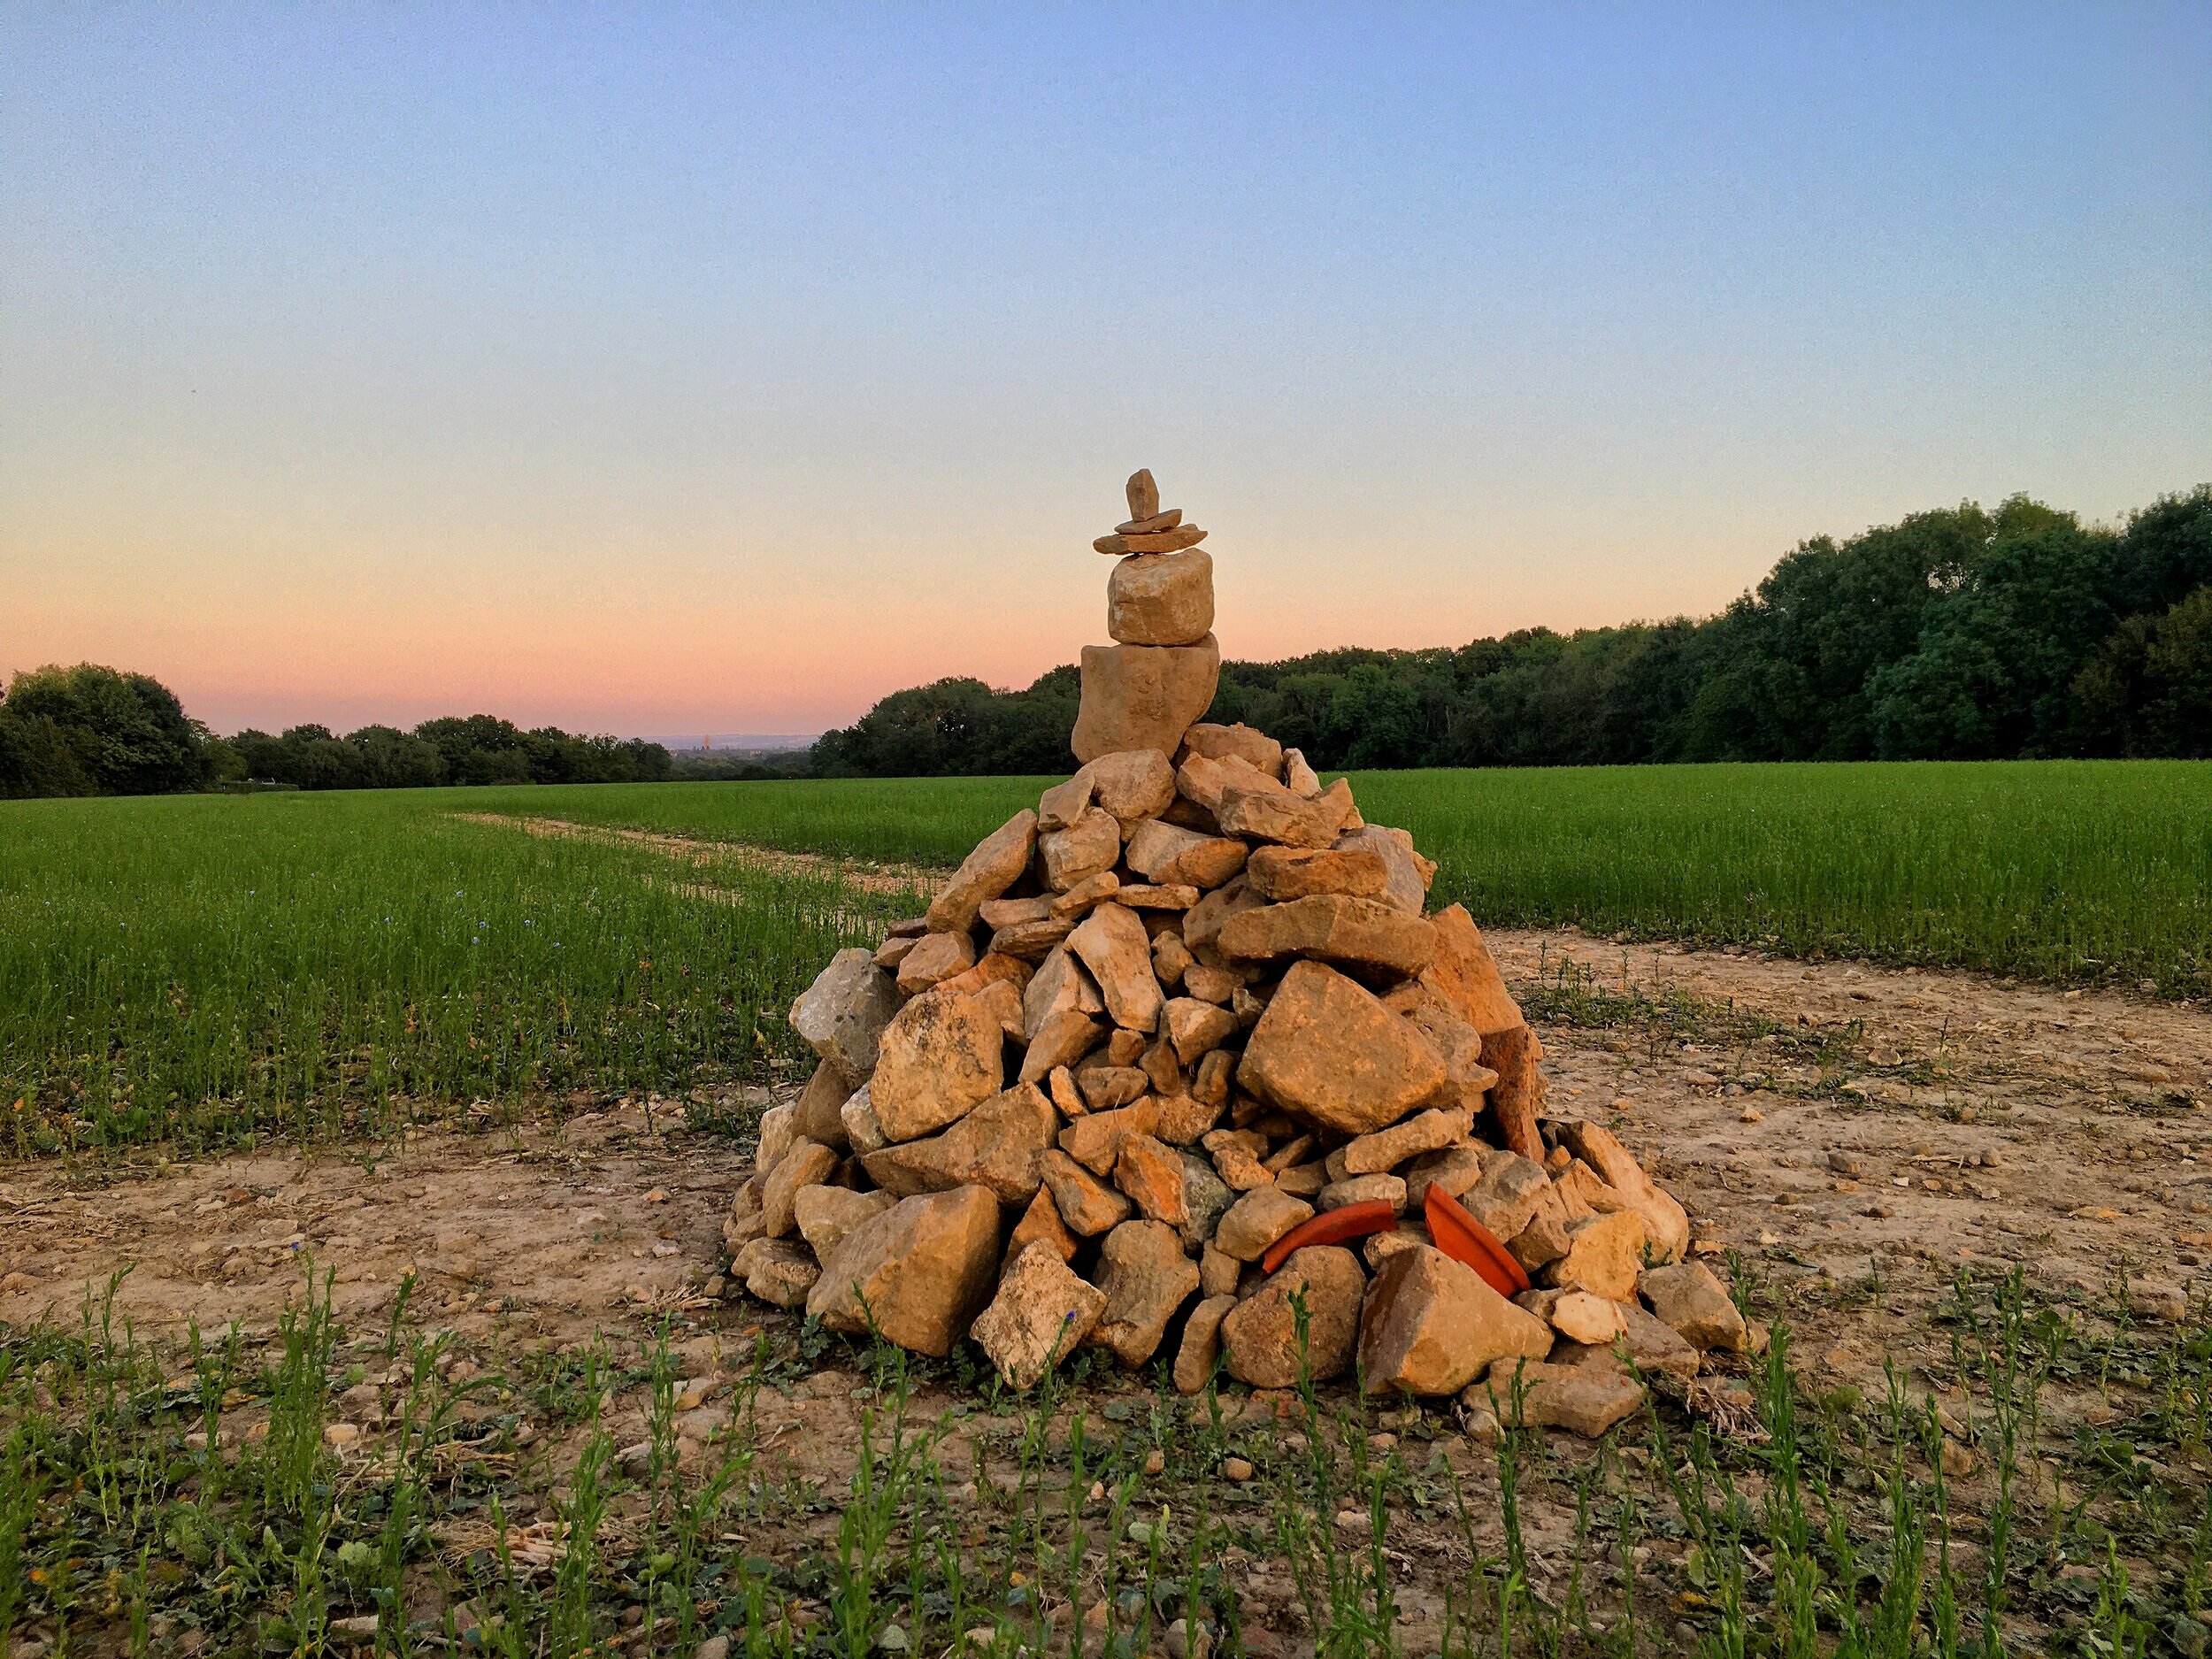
[4,760,2207,1153]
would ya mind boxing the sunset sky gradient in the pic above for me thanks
[6,5,2208,737]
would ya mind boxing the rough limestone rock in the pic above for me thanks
[1216,781,1353,849]
[1039,1149,1133,1235]
[869,991,1006,1143]
[1018,1010,1101,1084]
[1358,1244,1554,1396]
[1076,1065,1148,1111]
[1333,826,1435,917]
[1238,961,1449,1136]
[1639,1262,1749,1352]
[1124,819,1248,890]
[1176,749,1284,815]
[840,1083,888,1154]
[1183,723,1284,776]
[1384,985,1498,1112]
[1088,1219,1202,1365]
[794,1062,855,1148]
[1007,1185,1079,1264]
[807,1186,1002,1357]
[794,1185,896,1263]
[1182,873,1262,956]
[1200,1242,1242,1298]
[1317,1173,1407,1213]
[895,930,977,997]
[1341,1108,1468,1177]
[756,1102,800,1178]
[1067,902,1165,1033]
[1541,1211,1648,1302]
[1060,1098,1162,1174]
[1108,549,1215,647]
[1176,1151,1235,1250]
[1214,1186,1315,1262]
[1403,1144,1487,1211]
[1419,904,1524,1033]
[1517,1287,1627,1347]
[1094,525,1206,556]
[1172,1293,1238,1394]
[926,810,1038,933]
[1085,749,1179,827]
[736,1238,820,1309]
[1506,1196,1571,1275]
[1217,895,1438,979]
[762,1140,839,1237]
[1245,845,1390,902]
[1071,635,1221,764]
[987,917,1076,961]
[1476,1359,1646,1439]
[861,1082,1058,1202]
[1557,1121,1691,1264]
[1164,996,1239,1064]
[723,1176,766,1256]
[1040,806,1121,892]
[789,949,902,1085]
[1035,770,1094,833]
[1023,946,1106,1035]
[1220,1245,1364,1387]
[1551,1302,1701,1382]
[1114,1133,1188,1226]
[972,1242,1108,1388]
[1457,1151,1552,1241]
[1205,1132,1272,1190]
[1480,1024,1548,1164]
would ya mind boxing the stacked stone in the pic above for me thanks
[725,474,1735,1437]
[1072,471,1221,764]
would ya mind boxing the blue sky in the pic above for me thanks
[5,5,2208,733]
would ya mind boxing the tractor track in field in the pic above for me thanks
[449,811,941,898]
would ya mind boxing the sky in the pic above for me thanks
[4,6,2208,738]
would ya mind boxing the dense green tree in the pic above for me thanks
[0,664,208,794]
[810,485,2212,777]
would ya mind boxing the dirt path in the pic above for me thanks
[4,929,2207,1651]
[4,932,2202,1366]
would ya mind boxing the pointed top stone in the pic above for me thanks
[1126,469,1159,521]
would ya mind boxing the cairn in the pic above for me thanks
[727,472,1735,1434]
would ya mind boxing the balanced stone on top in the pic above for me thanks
[1096,467,1206,556]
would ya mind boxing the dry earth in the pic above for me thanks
[3,932,2208,1647]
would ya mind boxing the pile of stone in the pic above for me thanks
[724,472,1743,1436]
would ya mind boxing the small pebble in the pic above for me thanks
[1142,1448,1165,1476]
[1222,1455,1254,1481]
[1740,1109,1764,1124]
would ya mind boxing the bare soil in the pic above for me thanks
[4,932,2207,1647]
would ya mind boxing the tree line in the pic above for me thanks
[811,486,2212,775]
[0,669,671,798]
[8,484,2206,799]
